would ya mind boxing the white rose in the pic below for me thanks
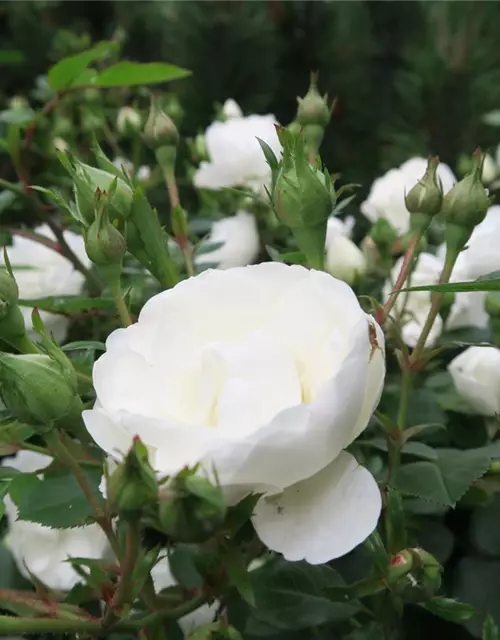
[383,252,488,348]
[448,346,500,416]
[325,217,366,284]
[1,224,89,342]
[361,157,456,235]
[222,98,243,119]
[83,263,385,564]
[151,557,219,635]
[1,450,109,591]
[454,206,500,279]
[195,211,260,270]
[193,114,282,194]
[481,153,497,185]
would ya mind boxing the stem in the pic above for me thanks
[44,431,121,559]
[383,232,421,321]
[163,168,195,278]
[0,179,24,197]
[110,277,132,327]
[397,368,411,431]
[101,524,141,628]
[409,248,458,367]
[0,595,207,636]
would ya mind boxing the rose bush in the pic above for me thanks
[83,263,385,564]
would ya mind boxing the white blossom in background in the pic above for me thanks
[383,252,488,348]
[1,224,90,342]
[83,263,385,564]
[113,157,151,183]
[324,217,366,285]
[222,98,243,119]
[448,346,500,416]
[116,106,142,136]
[151,557,219,634]
[193,112,282,195]
[451,205,500,280]
[361,157,456,235]
[481,153,497,185]
[195,211,260,270]
[1,451,109,591]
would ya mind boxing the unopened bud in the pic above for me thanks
[116,106,142,137]
[222,99,243,120]
[108,437,158,516]
[442,152,493,254]
[0,353,79,428]
[486,291,500,318]
[194,133,208,161]
[85,201,126,266]
[53,137,69,154]
[0,270,19,320]
[296,73,331,129]
[387,550,414,584]
[72,160,134,225]
[158,472,226,543]
[481,153,497,185]
[390,548,442,603]
[8,96,29,111]
[144,98,179,151]
[406,157,444,234]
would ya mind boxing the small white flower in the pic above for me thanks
[83,263,385,564]
[1,224,90,342]
[448,346,500,416]
[383,252,488,348]
[1,451,109,591]
[222,98,243,119]
[195,211,260,270]
[116,106,142,135]
[151,556,219,635]
[361,157,456,235]
[194,114,282,194]
[324,217,366,284]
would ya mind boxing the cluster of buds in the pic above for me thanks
[267,127,336,270]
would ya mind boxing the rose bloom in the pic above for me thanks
[1,451,109,591]
[1,224,89,342]
[324,217,366,285]
[361,157,456,235]
[383,253,488,348]
[193,111,282,194]
[195,211,260,270]
[84,263,385,564]
[453,206,500,280]
[448,346,500,416]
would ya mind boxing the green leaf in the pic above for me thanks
[47,41,117,89]
[17,296,115,313]
[422,597,475,622]
[257,138,279,173]
[0,50,24,64]
[94,62,190,88]
[248,560,354,631]
[484,615,500,640]
[195,241,224,256]
[401,272,500,294]
[168,547,203,590]
[266,245,283,262]
[392,449,491,506]
[471,495,500,556]
[62,340,106,353]
[9,466,103,528]
[0,108,36,126]
[454,557,500,636]
[225,547,255,607]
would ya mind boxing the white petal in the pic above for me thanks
[252,451,381,564]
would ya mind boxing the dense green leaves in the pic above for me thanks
[392,449,491,506]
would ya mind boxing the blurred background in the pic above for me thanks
[4,0,500,194]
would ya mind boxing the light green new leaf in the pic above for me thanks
[94,62,190,88]
[392,449,491,506]
[62,341,106,353]
[401,271,500,294]
[422,597,475,622]
[484,615,500,640]
[47,41,117,90]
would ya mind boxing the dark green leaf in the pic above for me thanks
[9,466,103,528]
[225,547,255,606]
[18,296,115,313]
[94,62,190,87]
[454,557,500,636]
[62,341,106,352]
[483,615,500,640]
[402,272,500,294]
[257,138,279,173]
[168,547,203,590]
[47,41,117,89]
[392,449,491,506]
[0,50,24,64]
[422,597,475,622]
[471,495,500,556]
[195,241,224,256]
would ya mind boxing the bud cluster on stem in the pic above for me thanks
[294,73,333,160]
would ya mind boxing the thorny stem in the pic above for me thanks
[44,431,121,560]
[382,232,421,322]
[409,248,459,367]
[163,168,195,278]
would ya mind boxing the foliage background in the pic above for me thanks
[3,2,500,639]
